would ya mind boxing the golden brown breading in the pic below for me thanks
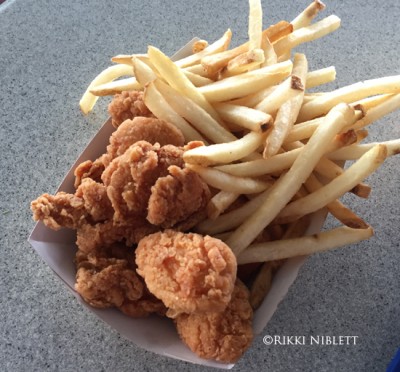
[135,230,237,317]
[108,91,153,128]
[147,165,211,228]
[175,280,253,363]
[74,116,185,187]
[31,178,112,230]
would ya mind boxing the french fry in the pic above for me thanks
[183,131,265,166]
[263,53,308,158]
[327,139,400,161]
[274,15,341,58]
[207,191,240,220]
[306,66,336,89]
[192,39,209,53]
[291,0,326,30]
[274,145,387,224]
[198,60,293,102]
[238,226,373,264]
[111,53,147,65]
[154,79,236,143]
[132,57,158,86]
[304,173,369,229]
[79,64,134,114]
[186,164,273,194]
[143,81,206,142]
[248,0,263,50]
[89,77,141,96]
[148,46,226,125]
[220,49,265,78]
[214,102,273,132]
[225,103,356,256]
[298,76,400,122]
[174,29,233,68]
[196,187,273,235]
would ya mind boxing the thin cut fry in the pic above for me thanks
[263,53,308,158]
[298,75,400,122]
[175,29,233,68]
[214,102,273,132]
[274,145,387,224]
[89,77,141,96]
[306,66,336,89]
[154,79,236,143]
[220,49,265,78]
[148,46,224,124]
[198,60,293,102]
[248,0,263,50]
[186,164,273,194]
[274,15,341,58]
[143,81,206,142]
[207,191,240,220]
[80,64,134,114]
[192,39,209,53]
[238,226,374,264]
[291,0,326,30]
[226,103,356,256]
[132,57,157,86]
[183,131,265,166]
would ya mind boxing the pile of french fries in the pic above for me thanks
[79,0,400,309]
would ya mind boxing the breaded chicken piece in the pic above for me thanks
[175,280,253,363]
[31,178,112,230]
[147,165,210,228]
[108,91,153,128]
[102,141,184,221]
[135,230,237,317]
[75,247,166,317]
[74,116,185,187]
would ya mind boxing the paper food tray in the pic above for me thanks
[28,39,327,369]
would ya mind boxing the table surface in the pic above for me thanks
[1,0,399,371]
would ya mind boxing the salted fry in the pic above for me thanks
[327,139,400,160]
[175,29,232,68]
[291,0,326,30]
[154,79,236,143]
[184,131,264,166]
[198,60,292,102]
[226,103,356,256]
[306,66,336,89]
[207,191,240,220]
[249,263,273,310]
[214,102,273,132]
[275,145,387,224]
[304,173,369,228]
[192,39,209,53]
[263,53,308,158]
[186,164,273,194]
[80,64,134,114]
[143,81,206,142]
[238,226,373,264]
[111,53,147,65]
[274,15,341,58]
[298,76,400,122]
[148,46,224,124]
[248,0,263,50]
[89,77,141,96]
[132,57,158,86]
[220,49,265,78]
[255,74,304,115]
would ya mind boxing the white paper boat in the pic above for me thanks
[28,39,327,369]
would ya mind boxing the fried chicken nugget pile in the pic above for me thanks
[31,92,211,317]
[135,230,254,362]
[31,91,255,363]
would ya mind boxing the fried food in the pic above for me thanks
[75,246,166,317]
[31,178,112,230]
[135,230,237,317]
[108,90,153,128]
[74,115,185,187]
[175,280,253,363]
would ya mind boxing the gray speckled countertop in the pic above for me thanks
[1,0,399,371]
